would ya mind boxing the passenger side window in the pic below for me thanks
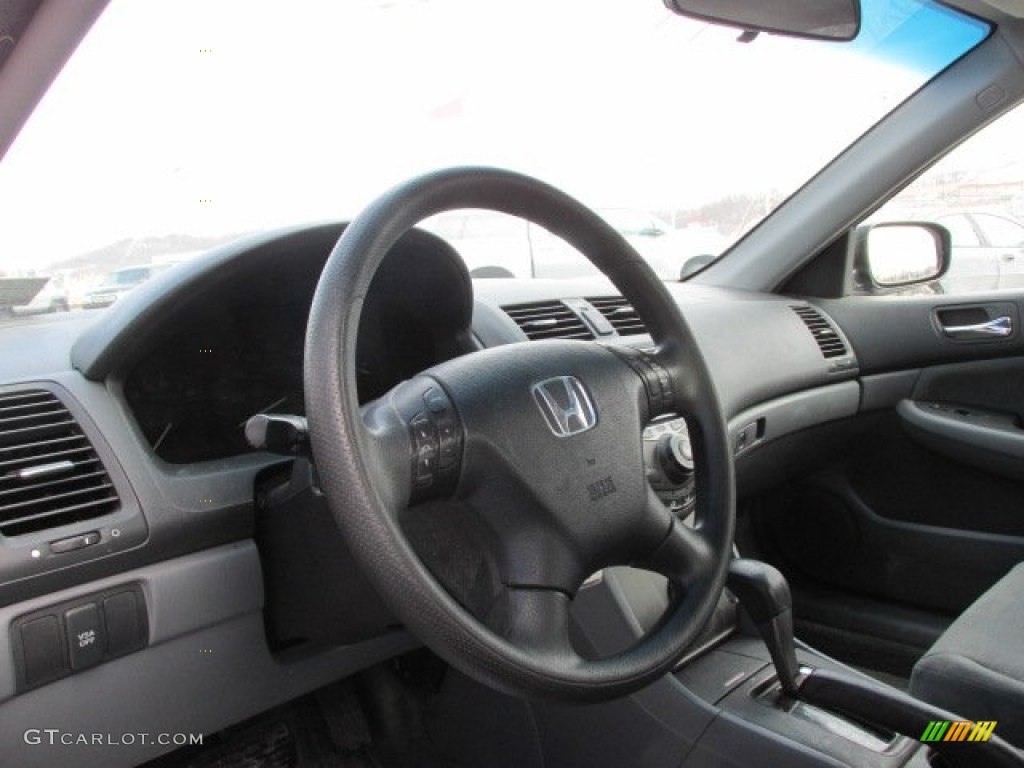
[868,102,1024,295]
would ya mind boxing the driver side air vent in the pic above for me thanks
[0,389,120,536]
[791,305,847,359]
[586,296,649,336]
[502,300,594,341]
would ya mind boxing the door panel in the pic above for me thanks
[751,298,1024,675]
[818,294,1024,373]
[757,411,1024,612]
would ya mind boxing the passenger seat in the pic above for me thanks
[910,563,1024,747]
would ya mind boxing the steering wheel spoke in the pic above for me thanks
[638,510,715,591]
[496,586,577,660]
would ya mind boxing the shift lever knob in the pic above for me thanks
[727,559,801,696]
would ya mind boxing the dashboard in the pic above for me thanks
[0,221,861,767]
[120,226,474,463]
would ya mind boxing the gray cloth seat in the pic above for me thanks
[910,562,1024,747]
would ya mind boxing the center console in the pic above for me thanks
[566,562,1001,768]
[676,635,911,763]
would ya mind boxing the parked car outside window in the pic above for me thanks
[868,102,1024,295]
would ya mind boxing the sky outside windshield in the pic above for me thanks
[0,0,988,287]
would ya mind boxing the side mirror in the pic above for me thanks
[680,253,716,280]
[855,222,950,290]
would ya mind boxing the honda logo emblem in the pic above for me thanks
[531,376,597,437]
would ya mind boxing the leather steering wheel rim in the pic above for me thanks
[304,167,735,701]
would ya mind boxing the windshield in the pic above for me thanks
[0,0,989,309]
[107,269,150,286]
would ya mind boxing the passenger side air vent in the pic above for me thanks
[792,305,848,359]
[0,389,120,536]
[502,300,594,340]
[586,296,649,336]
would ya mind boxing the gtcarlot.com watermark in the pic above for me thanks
[24,729,202,747]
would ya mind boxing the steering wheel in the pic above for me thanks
[305,167,735,701]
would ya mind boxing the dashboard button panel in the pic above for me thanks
[11,583,148,693]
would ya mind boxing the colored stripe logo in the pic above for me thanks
[921,721,997,742]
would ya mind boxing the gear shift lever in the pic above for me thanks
[725,560,1024,766]
[726,558,801,696]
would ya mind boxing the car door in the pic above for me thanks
[526,222,596,279]
[970,212,1024,289]
[936,213,999,293]
[750,102,1024,679]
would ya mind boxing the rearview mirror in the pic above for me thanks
[856,222,950,290]
[664,0,860,42]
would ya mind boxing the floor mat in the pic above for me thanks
[141,717,297,768]
[140,690,380,768]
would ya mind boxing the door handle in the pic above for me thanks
[942,315,1013,339]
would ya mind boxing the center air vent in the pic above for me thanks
[792,305,848,359]
[0,389,120,537]
[586,296,649,336]
[502,300,594,340]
